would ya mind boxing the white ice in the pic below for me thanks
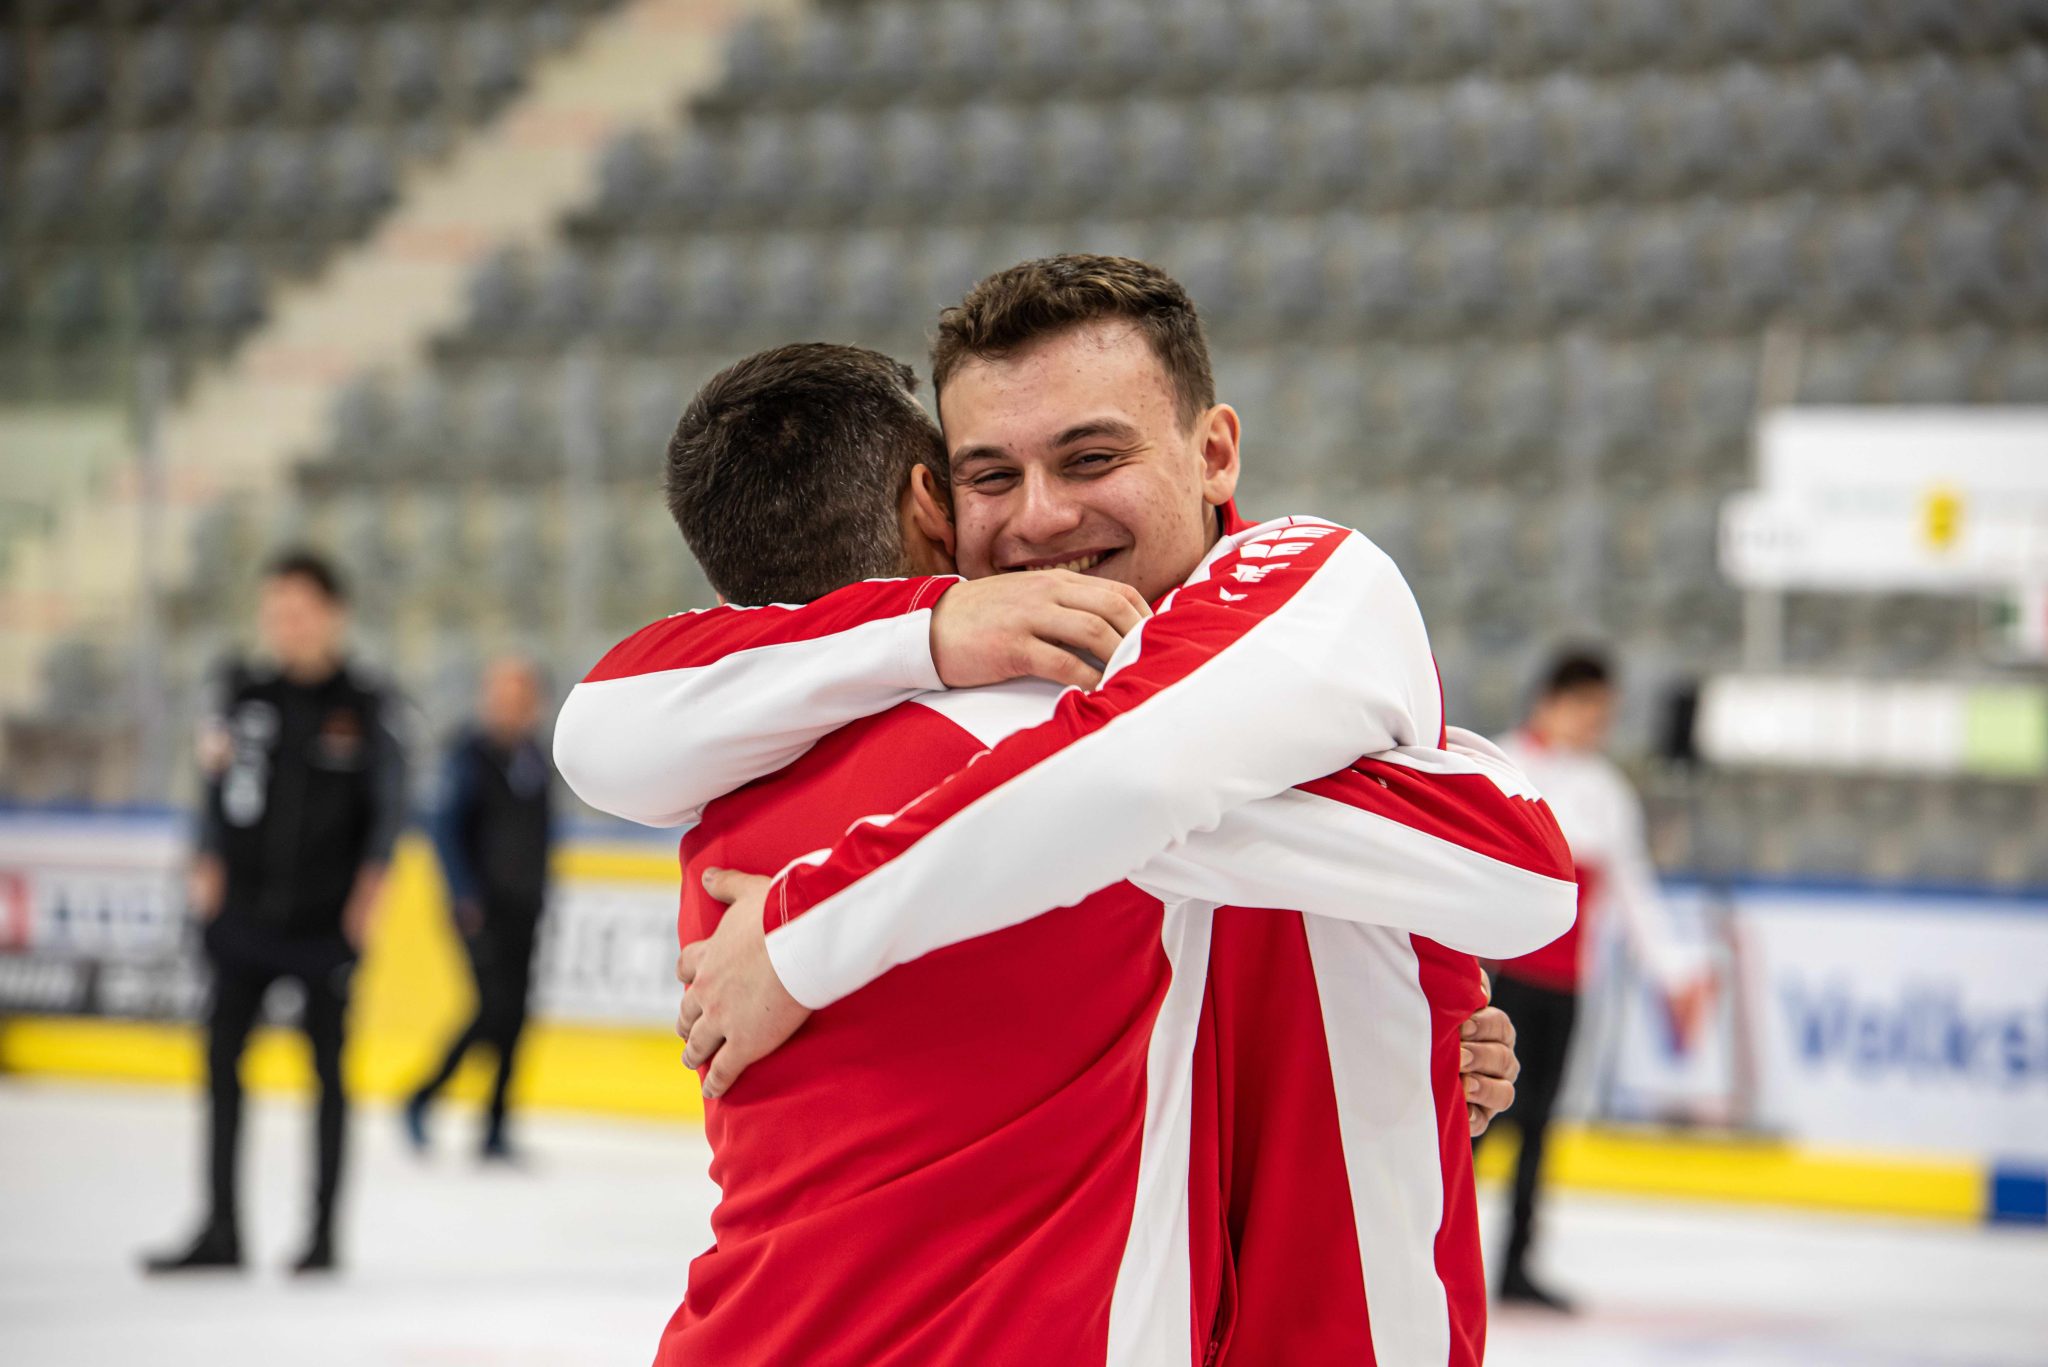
[2,1081,2042,1366]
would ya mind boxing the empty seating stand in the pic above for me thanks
[0,0,623,402]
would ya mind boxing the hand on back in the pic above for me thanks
[929,571,1151,691]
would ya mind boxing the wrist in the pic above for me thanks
[920,578,964,689]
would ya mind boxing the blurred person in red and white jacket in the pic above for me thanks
[1478,647,1715,1313]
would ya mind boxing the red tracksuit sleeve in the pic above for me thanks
[552,576,957,827]
[1131,727,1579,958]
[763,518,1446,1009]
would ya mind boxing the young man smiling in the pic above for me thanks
[558,259,1577,1364]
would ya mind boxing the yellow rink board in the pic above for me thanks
[0,835,1983,1221]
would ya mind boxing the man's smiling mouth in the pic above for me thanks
[1005,550,1117,574]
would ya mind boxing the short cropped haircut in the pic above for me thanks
[664,343,946,606]
[1539,647,1614,698]
[929,254,1216,450]
[264,548,348,605]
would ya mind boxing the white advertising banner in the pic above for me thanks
[1606,884,2048,1164]
[1739,890,2048,1163]
[1724,407,2048,592]
[531,873,679,1027]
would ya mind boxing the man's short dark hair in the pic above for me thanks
[1539,647,1613,699]
[264,548,347,605]
[665,343,946,606]
[930,254,1217,463]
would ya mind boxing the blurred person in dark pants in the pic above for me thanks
[402,657,553,1164]
[1476,649,1713,1312]
[145,550,408,1277]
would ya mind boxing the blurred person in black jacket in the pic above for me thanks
[145,550,408,1277]
[402,656,554,1164]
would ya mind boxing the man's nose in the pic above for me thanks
[1010,467,1085,547]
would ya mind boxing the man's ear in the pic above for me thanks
[908,465,956,556]
[1196,404,1242,509]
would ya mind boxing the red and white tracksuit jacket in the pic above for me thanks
[557,514,1578,1365]
[1492,731,1695,997]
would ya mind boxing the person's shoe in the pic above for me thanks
[479,1133,525,1168]
[401,1093,429,1154]
[289,1231,336,1276]
[1499,1265,1574,1313]
[141,1222,242,1274]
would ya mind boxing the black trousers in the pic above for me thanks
[411,910,538,1144]
[202,920,355,1240]
[1475,972,1579,1282]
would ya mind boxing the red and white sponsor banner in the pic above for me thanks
[0,813,201,1019]
[0,812,686,1026]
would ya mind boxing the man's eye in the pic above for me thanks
[1072,451,1115,469]
[970,471,1017,489]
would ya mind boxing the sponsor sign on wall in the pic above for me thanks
[0,813,683,1028]
[1606,884,2048,1164]
[0,814,205,1019]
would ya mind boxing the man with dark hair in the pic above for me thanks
[145,549,407,1277]
[1478,647,1713,1312]
[664,343,949,606]
[559,265,1570,1363]
[403,655,553,1163]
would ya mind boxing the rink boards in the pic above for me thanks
[0,811,2042,1226]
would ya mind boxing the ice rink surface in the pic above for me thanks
[3,1081,2043,1367]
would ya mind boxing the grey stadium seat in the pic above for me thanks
[755,233,830,327]
[212,22,284,122]
[253,130,326,232]
[873,106,952,215]
[599,242,675,340]
[955,103,1036,215]
[716,15,785,105]
[724,116,803,220]
[803,110,878,219]
[174,132,257,233]
[36,257,110,343]
[463,247,531,337]
[459,15,528,112]
[328,131,399,227]
[130,25,197,125]
[675,238,748,337]
[527,248,597,342]
[1295,93,1369,208]
[1325,214,1415,329]
[850,2,928,100]
[1211,97,1291,208]
[327,374,396,466]
[1121,98,1204,214]
[132,250,187,337]
[589,131,661,229]
[19,132,98,233]
[298,21,365,120]
[930,0,1007,96]
[655,135,726,225]
[464,366,542,470]
[189,246,267,338]
[1041,104,1123,214]
[833,229,912,329]
[38,28,109,126]
[376,19,444,117]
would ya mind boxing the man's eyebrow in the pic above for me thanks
[949,445,1009,475]
[1050,418,1142,448]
